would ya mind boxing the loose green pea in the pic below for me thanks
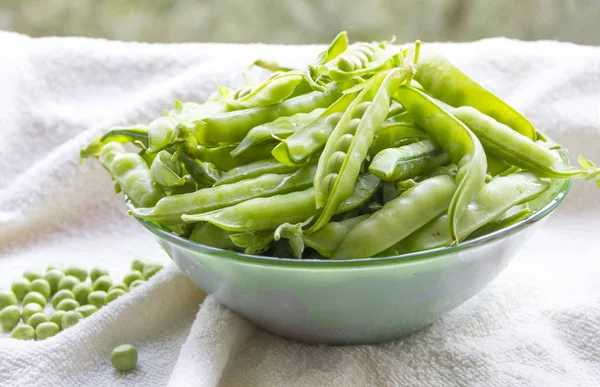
[73,282,93,305]
[51,289,76,309]
[76,304,98,317]
[90,267,109,283]
[11,324,35,340]
[0,289,18,310]
[111,344,138,372]
[27,312,49,329]
[129,280,146,289]
[93,275,113,292]
[109,283,128,292]
[0,305,21,331]
[36,322,60,340]
[22,269,43,282]
[62,311,84,329]
[131,259,146,273]
[30,279,51,300]
[22,303,43,323]
[46,264,64,272]
[65,264,88,282]
[142,264,163,280]
[105,289,126,304]
[11,278,31,302]
[57,275,81,291]
[88,291,108,309]
[56,298,80,311]
[50,310,66,329]
[44,269,65,295]
[22,291,47,308]
[123,271,143,287]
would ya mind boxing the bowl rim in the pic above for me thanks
[134,177,571,268]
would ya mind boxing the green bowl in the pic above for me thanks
[134,178,570,344]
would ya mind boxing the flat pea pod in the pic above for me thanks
[215,158,298,186]
[195,142,275,171]
[150,150,185,188]
[225,72,308,109]
[132,162,318,224]
[173,95,230,121]
[311,42,388,83]
[397,172,550,252]
[310,67,415,233]
[393,86,487,242]
[183,173,381,232]
[80,126,148,161]
[304,214,369,258]
[333,175,457,259]
[413,47,536,140]
[192,84,341,146]
[468,206,532,240]
[179,153,221,188]
[313,31,350,67]
[370,122,427,156]
[369,139,451,181]
[189,222,238,250]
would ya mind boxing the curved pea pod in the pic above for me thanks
[131,162,318,224]
[99,142,163,208]
[179,153,221,188]
[182,173,381,232]
[173,93,231,120]
[303,215,368,258]
[150,150,185,188]
[396,172,550,252]
[309,67,415,233]
[333,175,457,259]
[486,156,512,177]
[215,159,298,186]
[225,71,308,109]
[80,126,148,161]
[412,46,536,140]
[328,50,402,83]
[370,122,428,157]
[393,86,487,242]
[196,141,275,171]
[314,31,349,66]
[369,139,451,181]
[387,100,405,117]
[271,91,358,166]
[192,84,341,147]
[231,109,324,157]
[146,116,184,154]
[467,206,532,240]
[189,222,238,250]
[229,231,274,255]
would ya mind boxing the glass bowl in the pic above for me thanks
[134,177,571,345]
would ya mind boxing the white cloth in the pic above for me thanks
[0,31,599,387]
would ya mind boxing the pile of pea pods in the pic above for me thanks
[82,32,600,260]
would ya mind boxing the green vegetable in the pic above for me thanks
[22,291,47,308]
[36,322,60,340]
[44,269,65,295]
[57,275,81,292]
[11,278,31,302]
[51,289,76,309]
[56,298,80,311]
[92,275,113,292]
[109,283,129,292]
[76,305,98,317]
[73,283,93,305]
[90,267,110,283]
[62,310,84,329]
[64,264,88,282]
[142,264,163,280]
[22,269,43,282]
[50,310,67,329]
[0,305,21,332]
[111,344,138,372]
[130,260,146,273]
[26,312,49,329]
[88,291,108,309]
[129,280,146,289]
[30,279,51,300]
[22,303,43,323]
[0,289,18,310]
[106,289,126,303]
[11,325,36,340]
[122,271,144,287]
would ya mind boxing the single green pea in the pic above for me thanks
[142,264,163,280]
[46,264,64,272]
[30,279,51,300]
[62,311,84,329]
[22,303,43,323]
[90,267,109,283]
[65,264,88,282]
[129,280,146,289]
[122,271,143,287]
[131,259,146,273]
[27,312,49,329]
[88,291,108,309]
[11,278,31,302]
[76,304,98,317]
[10,324,36,340]
[73,282,93,305]
[22,269,43,282]
[36,322,60,340]
[22,291,47,308]
[93,275,113,292]
[105,289,126,304]
[0,289,18,310]
[109,283,128,292]
[51,289,76,309]
[0,305,21,332]
[57,275,81,291]
[50,310,66,329]
[56,298,80,311]
[111,344,138,372]
[44,269,65,295]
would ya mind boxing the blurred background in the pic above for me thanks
[0,0,598,45]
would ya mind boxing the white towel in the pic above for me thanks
[0,31,599,387]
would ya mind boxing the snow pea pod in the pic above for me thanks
[182,173,381,232]
[80,126,148,160]
[229,231,274,255]
[179,153,221,188]
[467,206,532,240]
[333,175,457,259]
[150,150,185,188]
[397,172,550,252]
[224,71,308,109]
[189,222,238,251]
[393,86,487,242]
[196,141,275,171]
[99,142,163,208]
[304,215,369,258]
[131,162,318,224]
[370,122,428,156]
[146,116,186,154]
[215,159,298,186]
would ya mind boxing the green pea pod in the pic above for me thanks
[182,173,381,232]
[250,59,295,73]
[271,91,358,166]
[309,67,415,233]
[192,84,342,146]
[231,109,324,157]
[333,175,457,259]
[146,116,183,154]
[393,86,487,242]
[172,94,230,119]
[329,51,402,83]
[179,153,222,188]
[314,31,349,66]
[99,142,163,208]
[150,150,185,188]
[215,159,298,186]
[370,122,428,156]
[225,72,308,109]
[412,47,537,140]
[386,111,413,123]
[310,42,388,84]
[132,162,318,224]
[369,139,451,181]
[486,156,512,177]
[397,172,550,252]
[80,126,148,161]
[274,223,306,259]
[303,215,369,258]
[189,222,238,250]
[229,231,274,255]
[387,100,405,117]
[467,206,532,240]
[196,141,275,171]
